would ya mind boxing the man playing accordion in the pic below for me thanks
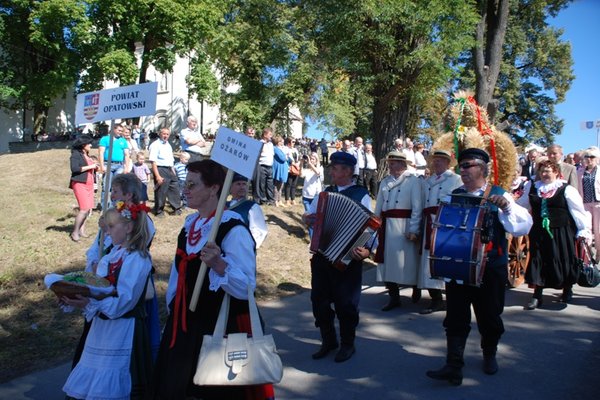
[302,151,373,363]
[426,148,532,385]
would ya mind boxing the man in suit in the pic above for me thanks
[521,149,538,181]
[547,144,578,190]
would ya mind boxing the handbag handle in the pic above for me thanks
[212,286,264,339]
[575,237,597,265]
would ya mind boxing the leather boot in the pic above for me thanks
[419,289,445,314]
[482,348,498,375]
[312,326,338,360]
[561,285,573,303]
[411,286,422,303]
[426,336,466,386]
[381,282,401,311]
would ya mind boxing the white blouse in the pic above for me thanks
[165,210,256,307]
[516,180,592,239]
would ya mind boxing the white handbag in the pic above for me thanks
[193,286,283,386]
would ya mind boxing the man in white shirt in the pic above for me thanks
[253,127,275,205]
[179,116,206,161]
[363,143,378,198]
[227,173,268,248]
[148,128,182,216]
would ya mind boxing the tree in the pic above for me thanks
[304,0,479,160]
[0,0,91,133]
[459,0,574,145]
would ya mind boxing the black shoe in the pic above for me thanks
[525,297,542,310]
[334,344,355,363]
[483,354,498,375]
[411,288,422,303]
[561,289,573,303]
[381,298,401,311]
[419,300,446,315]
[426,365,463,386]
[312,342,338,360]
[155,211,165,218]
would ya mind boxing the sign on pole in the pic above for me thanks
[189,126,262,311]
[210,126,263,179]
[75,82,158,125]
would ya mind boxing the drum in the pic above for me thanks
[429,200,488,286]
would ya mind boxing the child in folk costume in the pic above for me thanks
[62,202,153,399]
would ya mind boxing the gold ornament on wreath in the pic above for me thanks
[430,90,517,191]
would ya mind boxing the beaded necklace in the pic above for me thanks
[187,210,216,247]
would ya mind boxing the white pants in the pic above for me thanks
[584,202,600,254]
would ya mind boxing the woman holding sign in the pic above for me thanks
[149,159,275,399]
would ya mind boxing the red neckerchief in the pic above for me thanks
[170,248,199,348]
[106,257,124,286]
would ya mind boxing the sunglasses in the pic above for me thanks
[459,162,479,169]
[584,155,596,159]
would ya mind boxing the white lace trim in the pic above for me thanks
[534,179,566,196]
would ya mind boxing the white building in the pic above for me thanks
[0,48,303,153]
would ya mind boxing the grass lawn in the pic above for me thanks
[0,148,315,382]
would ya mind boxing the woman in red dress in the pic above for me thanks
[69,135,98,242]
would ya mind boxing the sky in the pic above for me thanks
[305,0,600,155]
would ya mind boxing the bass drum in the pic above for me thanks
[506,234,530,287]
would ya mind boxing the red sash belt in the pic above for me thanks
[374,209,411,263]
[422,206,439,251]
[170,249,198,348]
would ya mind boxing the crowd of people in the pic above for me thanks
[63,122,600,397]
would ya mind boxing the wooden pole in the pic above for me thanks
[99,121,116,256]
[189,168,234,312]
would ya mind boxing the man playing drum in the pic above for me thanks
[426,148,532,385]
[417,150,462,314]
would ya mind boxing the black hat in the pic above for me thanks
[232,173,248,182]
[458,148,489,164]
[330,151,357,167]
[72,135,94,150]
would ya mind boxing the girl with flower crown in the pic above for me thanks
[516,158,592,309]
[62,202,153,399]
[148,159,275,400]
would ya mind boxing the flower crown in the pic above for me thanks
[115,201,150,220]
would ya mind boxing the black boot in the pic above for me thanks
[561,285,573,303]
[426,336,466,386]
[312,326,338,360]
[525,287,543,310]
[411,286,422,303]
[381,282,401,311]
[335,328,356,363]
[419,289,445,314]
[482,348,498,375]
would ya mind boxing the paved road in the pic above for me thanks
[2,268,600,399]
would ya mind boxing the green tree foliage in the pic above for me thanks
[0,0,91,132]
[459,0,574,146]
[301,0,479,159]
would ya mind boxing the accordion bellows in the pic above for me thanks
[310,192,381,268]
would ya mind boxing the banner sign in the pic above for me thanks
[75,82,158,125]
[210,126,262,179]
[580,120,600,130]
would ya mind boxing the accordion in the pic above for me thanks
[310,191,381,270]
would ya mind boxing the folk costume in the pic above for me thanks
[374,157,423,309]
[227,198,268,249]
[418,165,462,313]
[149,210,274,400]
[63,246,153,400]
[517,179,591,306]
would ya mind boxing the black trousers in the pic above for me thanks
[443,261,507,348]
[362,169,378,197]
[310,254,362,345]
[154,166,181,214]
[253,164,274,204]
[284,173,299,201]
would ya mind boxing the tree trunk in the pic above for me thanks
[33,104,48,134]
[372,95,411,162]
[474,0,509,122]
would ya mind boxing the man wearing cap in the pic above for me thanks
[426,148,532,385]
[373,150,423,311]
[417,150,462,315]
[302,151,372,363]
[227,173,268,249]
